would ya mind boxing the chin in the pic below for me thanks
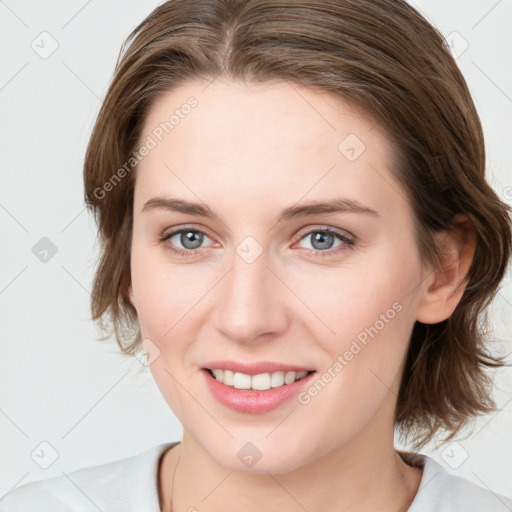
[196,429,319,475]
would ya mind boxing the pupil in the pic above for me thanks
[182,231,203,249]
[313,232,333,250]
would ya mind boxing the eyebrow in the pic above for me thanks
[141,196,380,222]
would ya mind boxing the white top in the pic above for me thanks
[1,442,511,511]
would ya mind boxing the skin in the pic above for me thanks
[128,78,475,512]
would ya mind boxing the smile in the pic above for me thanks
[207,368,312,391]
[201,362,318,414]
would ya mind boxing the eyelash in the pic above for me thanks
[159,225,356,259]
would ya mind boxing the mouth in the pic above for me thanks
[201,361,316,414]
[200,361,317,414]
[204,368,315,391]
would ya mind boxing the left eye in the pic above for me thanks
[296,229,352,252]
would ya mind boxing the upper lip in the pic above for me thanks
[202,360,315,375]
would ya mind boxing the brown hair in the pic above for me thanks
[83,0,511,448]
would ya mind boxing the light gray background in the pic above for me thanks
[1,0,511,500]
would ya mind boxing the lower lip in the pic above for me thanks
[202,369,316,414]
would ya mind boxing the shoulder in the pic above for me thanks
[0,442,176,512]
[407,454,512,511]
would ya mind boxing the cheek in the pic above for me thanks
[289,249,418,344]
[130,243,209,338]
[293,272,416,444]
[294,250,419,397]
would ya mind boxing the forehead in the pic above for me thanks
[140,78,384,161]
[134,79,408,221]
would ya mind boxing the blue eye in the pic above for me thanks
[160,228,214,256]
[295,228,355,258]
[159,226,355,258]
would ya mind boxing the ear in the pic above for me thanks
[415,215,476,324]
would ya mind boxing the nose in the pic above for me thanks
[213,249,289,345]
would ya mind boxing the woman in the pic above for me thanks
[2,0,511,510]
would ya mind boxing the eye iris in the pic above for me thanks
[181,230,203,249]
[311,232,334,250]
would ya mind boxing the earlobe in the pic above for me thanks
[415,216,476,324]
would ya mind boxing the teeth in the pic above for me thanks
[233,372,251,389]
[251,373,270,390]
[223,369,234,386]
[270,371,284,388]
[284,371,296,385]
[212,369,223,380]
[209,368,311,390]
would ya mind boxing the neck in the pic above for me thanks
[158,428,422,512]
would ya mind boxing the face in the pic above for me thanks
[129,79,429,473]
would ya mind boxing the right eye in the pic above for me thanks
[160,227,217,256]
